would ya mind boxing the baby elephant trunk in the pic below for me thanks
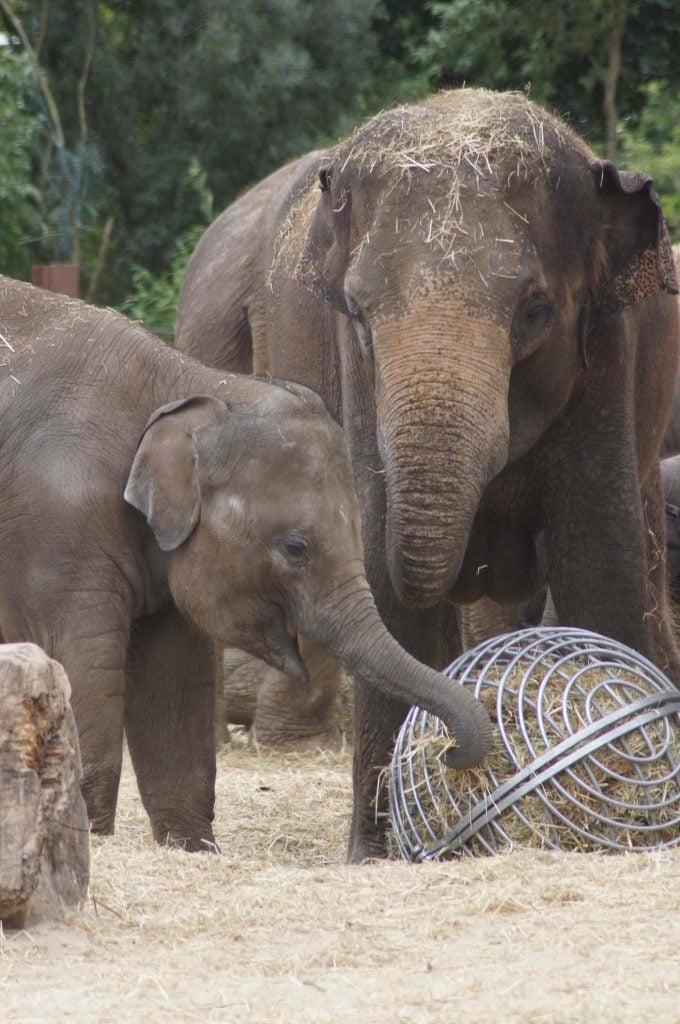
[311,583,493,767]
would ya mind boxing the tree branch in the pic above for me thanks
[602,0,628,162]
[0,0,65,150]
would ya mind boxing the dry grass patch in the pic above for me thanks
[1,735,680,1024]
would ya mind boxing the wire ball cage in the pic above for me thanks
[388,627,680,862]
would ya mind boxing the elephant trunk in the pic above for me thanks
[302,582,493,767]
[376,314,510,608]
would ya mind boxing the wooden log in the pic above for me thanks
[0,643,89,928]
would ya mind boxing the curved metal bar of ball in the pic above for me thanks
[394,629,679,860]
[534,662,680,831]
[529,666,677,827]
[445,628,678,697]
[444,628,679,849]
[389,705,446,859]
[420,690,680,859]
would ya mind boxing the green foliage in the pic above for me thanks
[4,0,680,303]
[618,81,680,240]
[118,228,201,341]
[11,0,385,305]
[0,46,44,276]
[119,160,213,339]
[420,0,680,145]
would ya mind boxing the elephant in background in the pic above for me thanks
[0,275,491,851]
[217,643,349,749]
[662,454,680,605]
[176,88,679,861]
[660,245,680,457]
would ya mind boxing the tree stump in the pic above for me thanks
[0,643,89,928]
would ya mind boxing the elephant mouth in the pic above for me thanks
[263,606,308,682]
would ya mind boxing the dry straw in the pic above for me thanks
[274,87,584,277]
[389,627,680,861]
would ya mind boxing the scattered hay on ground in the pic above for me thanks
[1,737,679,1024]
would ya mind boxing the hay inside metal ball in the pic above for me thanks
[389,627,680,861]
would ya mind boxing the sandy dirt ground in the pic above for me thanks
[2,738,680,1024]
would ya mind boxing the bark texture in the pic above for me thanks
[0,643,89,927]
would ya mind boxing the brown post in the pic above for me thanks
[31,263,80,298]
[0,643,90,928]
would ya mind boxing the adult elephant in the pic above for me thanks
[176,88,680,861]
[0,275,490,852]
[662,454,680,601]
[660,245,680,457]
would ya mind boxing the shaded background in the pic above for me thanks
[1,0,680,334]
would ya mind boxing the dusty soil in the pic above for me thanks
[2,738,679,1024]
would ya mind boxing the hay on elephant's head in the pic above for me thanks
[338,89,573,186]
[388,629,680,860]
[270,169,323,282]
[336,89,588,260]
[276,89,589,273]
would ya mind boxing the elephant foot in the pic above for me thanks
[347,831,389,864]
[214,717,232,748]
[347,798,391,863]
[89,819,115,837]
[81,769,120,836]
[251,721,343,752]
[221,641,348,752]
[152,821,219,853]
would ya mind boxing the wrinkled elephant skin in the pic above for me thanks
[176,88,680,861]
[0,275,492,851]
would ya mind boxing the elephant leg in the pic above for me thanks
[250,637,343,749]
[460,595,526,649]
[125,607,217,851]
[641,467,680,683]
[542,429,674,671]
[0,591,132,835]
[348,600,461,863]
[214,644,232,747]
[221,646,262,728]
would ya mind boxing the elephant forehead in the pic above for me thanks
[337,88,579,188]
[355,226,539,328]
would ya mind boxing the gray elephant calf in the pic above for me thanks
[0,276,490,851]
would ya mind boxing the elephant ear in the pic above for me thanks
[591,161,679,317]
[124,395,229,552]
[294,165,352,316]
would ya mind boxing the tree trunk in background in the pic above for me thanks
[603,0,628,161]
[0,644,89,928]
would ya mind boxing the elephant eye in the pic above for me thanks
[277,531,310,564]
[512,290,553,352]
[344,291,373,358]
[319,168,332,193]
[524,291,552,321]
[352,315,373,358]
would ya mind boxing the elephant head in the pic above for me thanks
[294,89,678,611]
[124,385,492,765]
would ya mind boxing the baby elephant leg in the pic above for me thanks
[125,607,217,851]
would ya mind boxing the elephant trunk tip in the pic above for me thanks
[432,683,494,768]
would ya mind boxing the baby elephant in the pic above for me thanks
[0,276,491,851]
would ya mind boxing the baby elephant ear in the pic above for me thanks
[592,161,679,317]
[124,395,229,552]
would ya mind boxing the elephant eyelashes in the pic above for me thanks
[511,291,554,352]
[352,315,373,358]
[277,531,310,564]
